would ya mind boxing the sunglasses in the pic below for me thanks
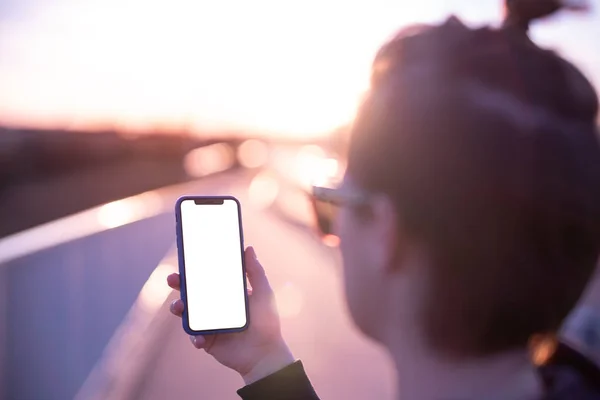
[310,185,370,239]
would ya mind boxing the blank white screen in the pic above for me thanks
[180,199,247,332]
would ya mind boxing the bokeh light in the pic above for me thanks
[530,334,558,366]
[237,139,269,169]
[248,172,280,209]
[183,143,235,178]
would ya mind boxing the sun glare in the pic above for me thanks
[0,0,424,137]
[293,145,340,189]
[6,1,595,136]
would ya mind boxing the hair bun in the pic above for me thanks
[504,0,590,33]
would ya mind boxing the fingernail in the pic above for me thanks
[248,246,258,259]
[189,336,196,346]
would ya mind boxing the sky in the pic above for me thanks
[0,0,598,137]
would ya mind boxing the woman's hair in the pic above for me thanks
[347,0,600,358]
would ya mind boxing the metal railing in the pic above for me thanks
[0,141,242,400]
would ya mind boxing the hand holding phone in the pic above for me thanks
[168,247,294,384]
[171,196,294,383]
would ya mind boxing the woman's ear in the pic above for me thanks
[369,194,405,273]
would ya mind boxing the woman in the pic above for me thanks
[167,0,600,398]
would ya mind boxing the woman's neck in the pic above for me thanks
[388,338,542,400]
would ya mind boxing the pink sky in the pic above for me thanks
[0,0,598,137]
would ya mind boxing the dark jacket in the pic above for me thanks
[237,343,600,399]
[237,361,318,400]
[539,342,600,399]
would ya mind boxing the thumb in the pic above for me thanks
[245,246,273,299]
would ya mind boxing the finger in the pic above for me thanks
[245,246,273,300]
[170,299,184,317]
[189,335,207,349]
[167,273,181,291]
[247,287,253,296]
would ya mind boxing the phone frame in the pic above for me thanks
[175,195,250,335]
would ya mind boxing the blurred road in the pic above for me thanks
[1,153,394,400]
[0,172,246,400]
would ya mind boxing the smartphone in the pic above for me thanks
[175,196,249,335]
